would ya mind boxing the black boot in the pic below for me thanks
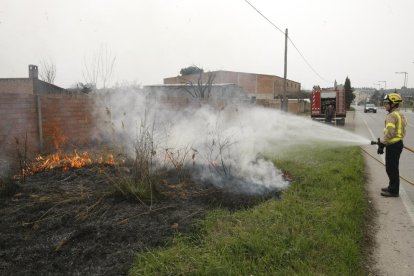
[381,191,399,197]
[381,187,389,192]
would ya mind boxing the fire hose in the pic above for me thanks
[370,137,414,154]
[363,138,414,186]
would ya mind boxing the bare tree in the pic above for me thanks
[39,59,56,84]
[204,125,236,177]
[82,44,116,89]
[100,46,116,89]
[182,71,216,99]
[82,53,99,88]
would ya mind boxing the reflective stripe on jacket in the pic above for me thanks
[383,109,407,145]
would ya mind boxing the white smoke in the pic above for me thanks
[94,88,369,194]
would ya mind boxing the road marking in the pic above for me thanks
[360,113,376,140]
[360,112,414,226]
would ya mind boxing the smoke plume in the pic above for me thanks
[94,88,369,194]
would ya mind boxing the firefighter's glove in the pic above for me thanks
[377,142,385,155]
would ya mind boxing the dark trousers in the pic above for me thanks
[385,140,403,194]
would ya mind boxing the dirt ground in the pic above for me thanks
[0,163,279,275]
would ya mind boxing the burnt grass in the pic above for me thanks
[0,164,281,275]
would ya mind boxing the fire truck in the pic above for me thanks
[310,85,346,125]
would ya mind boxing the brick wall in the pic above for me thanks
[40,94,95,152]
[0,88,308,172]
[0,93,96,164]
[0,93,40,159]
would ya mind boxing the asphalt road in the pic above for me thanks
[353,106,414,275]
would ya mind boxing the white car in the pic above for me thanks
[364,103,377,113]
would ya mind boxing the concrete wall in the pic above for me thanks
[0,78,69,95]
[255,98,309,114]
[0,79,34,94]
[34,80,69,95]
[143,84,250,112]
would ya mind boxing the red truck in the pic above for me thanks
[311,86,346,125]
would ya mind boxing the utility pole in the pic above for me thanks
[378,81,387,90]
[282,28,288,112]
[395,72,408,88]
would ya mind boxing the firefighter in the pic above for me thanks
[377,93,407,197]
[325,104,335,124]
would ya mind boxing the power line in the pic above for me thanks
[243,0,284,35]
[243,0,332,85]
[288,38,331,83]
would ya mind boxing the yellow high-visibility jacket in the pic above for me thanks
[383,108,407,145]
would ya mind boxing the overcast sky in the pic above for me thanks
[1,0,413,90]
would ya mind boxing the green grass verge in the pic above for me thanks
[129,146,367,275]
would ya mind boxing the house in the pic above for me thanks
[0,65,68,95]
[163,70,301,100]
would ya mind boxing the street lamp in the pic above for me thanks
[395,72,408,88]
[372,83,382,106]
[378,81,387,90]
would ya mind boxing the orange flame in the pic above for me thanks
[31,151,93,173]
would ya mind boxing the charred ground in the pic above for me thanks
[0,163,280,275]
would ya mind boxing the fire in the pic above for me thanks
[31,151,92,173]
[23,122,117,175]
[30,151,115,174]
[98,154,115,166]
